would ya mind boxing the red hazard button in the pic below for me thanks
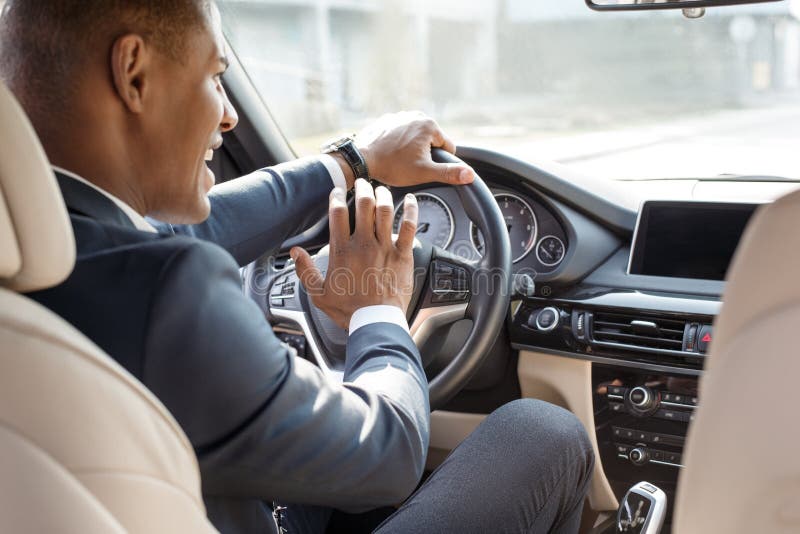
[697,325,713,353]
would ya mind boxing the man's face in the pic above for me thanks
[140,4,237,224]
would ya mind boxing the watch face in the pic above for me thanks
[321,136,352,153]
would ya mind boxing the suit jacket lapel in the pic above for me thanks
[54,171,137,230]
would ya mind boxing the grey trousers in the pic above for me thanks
[282,399,595,534]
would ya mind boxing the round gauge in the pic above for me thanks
[536,236,566,267]
[471,193,537,263]
[393,192,454,249]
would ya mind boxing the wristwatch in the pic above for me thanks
[321,135,373,183]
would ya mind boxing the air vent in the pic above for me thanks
[591,311,687,353]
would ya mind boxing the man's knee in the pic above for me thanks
[484,399,595,474]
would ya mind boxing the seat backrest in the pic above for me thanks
[0,81,216,533]
[674,191,800,533]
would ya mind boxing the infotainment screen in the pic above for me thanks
[628,201,758,281]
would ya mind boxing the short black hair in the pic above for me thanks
[0,0,210,121]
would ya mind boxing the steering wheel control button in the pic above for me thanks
[697,325,713,353]
[535,307,560,332]
[430,261,470,305]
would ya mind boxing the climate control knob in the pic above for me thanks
[629,386,654,410]
[629,447,649,466]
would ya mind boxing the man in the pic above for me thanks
[0,1,594,533]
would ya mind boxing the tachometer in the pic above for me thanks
[471,193,537,263]
[393,192,454,249]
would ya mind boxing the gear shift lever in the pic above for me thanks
[616,481,667,533]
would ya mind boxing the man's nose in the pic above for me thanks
[220,85,239,133]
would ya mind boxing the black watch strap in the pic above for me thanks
[324,137,370,181]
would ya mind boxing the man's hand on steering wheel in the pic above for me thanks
[290,179,419,329]
[331,111,477,189]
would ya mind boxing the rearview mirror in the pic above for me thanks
[586,0,782,11]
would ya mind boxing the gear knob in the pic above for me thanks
[616,481,667,533]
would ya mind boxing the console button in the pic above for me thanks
[662,393,674,403]
[659,434,685,447]
[629,447,649,466]
[630,389,646,404]
[665,452,682,464]
[612,427,623,438]
[657,409,679,421]
[650,434,662,445]
[697,325,713,353]
[535,308,560,332]
[609,402,625,413]
[641,483,658,494]
[616,444,631,456]
[672,394,685,404]
[636,431,649,442]
[676,411,692,423]
[608,386,626,397]
[650,450,665,462]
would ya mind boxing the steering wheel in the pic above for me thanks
[250,149,511,409]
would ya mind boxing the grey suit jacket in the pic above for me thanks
[29,158,430,533]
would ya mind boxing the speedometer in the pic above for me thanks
[471,193,537,263]
[393,192,454,249]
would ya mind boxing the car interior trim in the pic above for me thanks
[458,146,638,235]
[511,344,703,378]
[270,308,344,383]
[517,350,618,511]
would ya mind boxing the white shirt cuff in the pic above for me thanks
[349,305,410,335]
[319,154,348,191]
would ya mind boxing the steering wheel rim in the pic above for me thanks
[252,149,512,410]
[420,149,512,407]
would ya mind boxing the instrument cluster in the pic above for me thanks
[392,186,568,273]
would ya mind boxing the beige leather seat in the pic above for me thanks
[0,83,217,532]
[675,191,800,533]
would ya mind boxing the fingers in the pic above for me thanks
[430,123,457,154]
[354,178,376,238]
[328,187,350,248]
[422,161,475,186]
[290,247,324,299]
[374,185,394,245]
[395,193,418,254]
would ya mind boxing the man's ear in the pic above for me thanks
[110,34,150,114]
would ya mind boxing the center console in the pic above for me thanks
[593,365,697,510]
[509,292,714,533]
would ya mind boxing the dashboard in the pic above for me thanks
[374,148,799,528]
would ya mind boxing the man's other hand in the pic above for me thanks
[291,180,418,330]
[356,111,476,188]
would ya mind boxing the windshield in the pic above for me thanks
[219,0,800,180]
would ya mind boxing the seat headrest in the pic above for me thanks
[0,82,75,292]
